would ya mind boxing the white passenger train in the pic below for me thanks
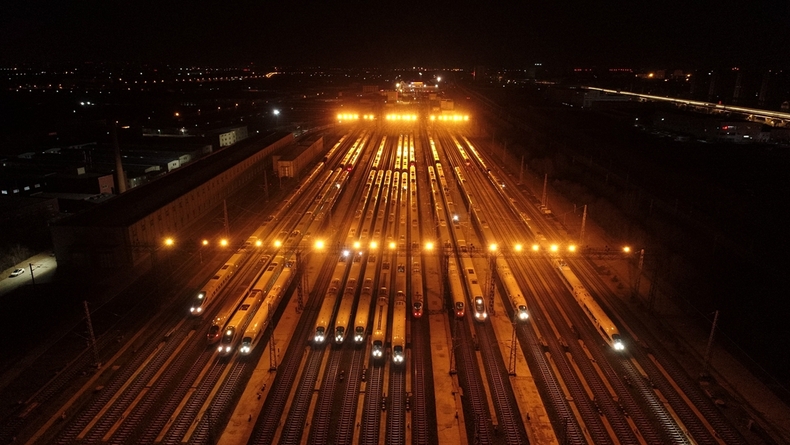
[190,250,244,316]
[371,292,389,360]
[555,260,624,350]
[391,291,407,364]
[497,261,529,322]
[239,258,294,355]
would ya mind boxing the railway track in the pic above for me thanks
[474,321,529,444]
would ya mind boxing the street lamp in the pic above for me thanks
[273,109,280,127]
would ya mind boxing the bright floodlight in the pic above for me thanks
[489,244,498,252]
[220,239,228,247]
[164,238,174,247]
[370,241,378,249]
[202,239,209,246]
[353,241,361,249]
[255,240,262,247]
[550,244,558,252]
[568,245,576,252]
[389,242,396,250]
[274,240,282,248]
[273,109,280,116]
[623,246,631,253]
[425,242,434,251]
[315,240,325,250]
[514,244,523,252]
[532,244,540,251]
[342,250,350,257]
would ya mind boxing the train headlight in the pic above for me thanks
[518,312,529,321]
[240,345,250,354]
[315,334,324,343]
[373,349,382,357]
[614,342,625,351]
[335,334,344,343]
[394,354,404,363]
[355,334,364,343]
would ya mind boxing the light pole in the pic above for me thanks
[29,262,36,285]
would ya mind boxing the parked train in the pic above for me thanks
[334,277,359,344]
[190,250,244,316]
[460,257,487,322]
[448,257,465,318]
[217,256,284,354]
[391,291,407,364]
[314,277,343,345]
[497,261,529,322]
[354,278,374,344]
[371,291,389,360]
[555,260,625,351]
[239,258,295,355]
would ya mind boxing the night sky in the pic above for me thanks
[2,1,789,68]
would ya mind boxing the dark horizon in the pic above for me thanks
[2,2,789,68]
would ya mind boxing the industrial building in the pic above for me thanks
[50,131,294,271]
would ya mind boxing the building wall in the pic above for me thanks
[51,133,292,270]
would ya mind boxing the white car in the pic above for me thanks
[9,268,25,277]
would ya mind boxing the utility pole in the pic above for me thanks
[579,205,587,246]
[633,248,644,301]
[29,263,36,285]
[541,174,548,208]
[702,310,719,377]
[508,316,518,376]
[83,301,100,368]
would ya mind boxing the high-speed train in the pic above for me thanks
[218,257,283,355]
[314,277,342,345]
[391,291,407,364]
[190,250,244,316]
[411,262,424,318]
[461,257,487,322]
[371,292,389,360]
[497,261,529,322]
[334,277,359,344]
[448,257,465,318]
[353,278,374,344]
[239,259,294,355]
[555,260,624,351]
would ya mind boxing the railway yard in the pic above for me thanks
[1,120,789,445]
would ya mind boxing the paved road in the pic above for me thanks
[0,252,57,298]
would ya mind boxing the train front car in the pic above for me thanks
[371,293,389,361]
[391,293,407,365]
[314,279,341,345]
[448,257,465,318]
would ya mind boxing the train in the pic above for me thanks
[334,277,359,344]
[217,262,277,355]
[460,257,487,322]
[190,250,244,316]
[314,278,342,344]
[370,292,389,360]
[239,258,295,355]
[353,278,374,344]
[430,136,441,164]
[391,291,407,364]
[497,261,529,322]
[555,260,625,351]
[448,257,465,318]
